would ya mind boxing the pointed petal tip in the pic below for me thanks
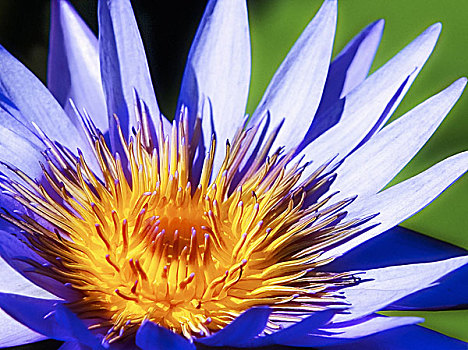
[439,77,468,100]
[411,23,442,51]
[427,22,442,36]
[52,0,74,17]
[374,18,385,30]
[457,76,468,86]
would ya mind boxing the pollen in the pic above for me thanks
[0,104,366,343]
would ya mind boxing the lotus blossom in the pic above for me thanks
[0,0,466,349]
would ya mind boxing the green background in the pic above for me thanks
[248,0,468,342]
[0,0,466,348]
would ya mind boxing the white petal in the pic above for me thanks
[0,258,56,298]
[322,315,423,339]
[98,0,168,145]
[333,256,468,322]
[329,78,467,202]
[322,151,468,260]
[177,0,251,174]
[48,0,108,132]
[0,257,57,347]
[298,24,441,178]
[251,0,337,152]
[0,310,46,348]
[0,46,98,169]
[338,20,385,97]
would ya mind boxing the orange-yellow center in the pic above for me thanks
[1,114,361,342]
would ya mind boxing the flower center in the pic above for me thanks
[1,112,364,342]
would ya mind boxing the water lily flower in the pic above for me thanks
[0,0,467,349]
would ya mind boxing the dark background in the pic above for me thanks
[0,1,466,348]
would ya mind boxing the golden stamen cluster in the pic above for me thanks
[0,105,365,342]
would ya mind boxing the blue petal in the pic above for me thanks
[0,306,47,348]
[329,78,467,202]
[251,0,337,153]
[0,46,97,168]
[322,152,468,260]
[324,324,468,350]
[322,226,467,271]
[0,109,44,180]
[55,304,105,349]
[0,293,67,341]
[0,293,105,349]
[48,0,108,132]
[0,224,76,300]
[248,309,335,348]
[177,0,251,175]
[331,256,468,323]
[327,20,384,98]
[136,320,194,350]
[98,0,166,150]
[300,19,384,148]
[268,314,421,347]
[59,341,91,350]
[388,265,468,311]
[197,306,271,347]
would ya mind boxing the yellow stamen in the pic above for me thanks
[1,114,363,341]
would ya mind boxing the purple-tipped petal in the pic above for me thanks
[330,78,467,202]
[323,151,468,260]
[252,0,337,152]
[48,0,108,132]
[98,0,166,148]
[136,320,194,350]
[298,23,441,178]
[0,46,97,168]
[301,19,384,146]
[332,256,468,322]
[177,0,251,174]
[197,306,271,347]
[325,324,468,350]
